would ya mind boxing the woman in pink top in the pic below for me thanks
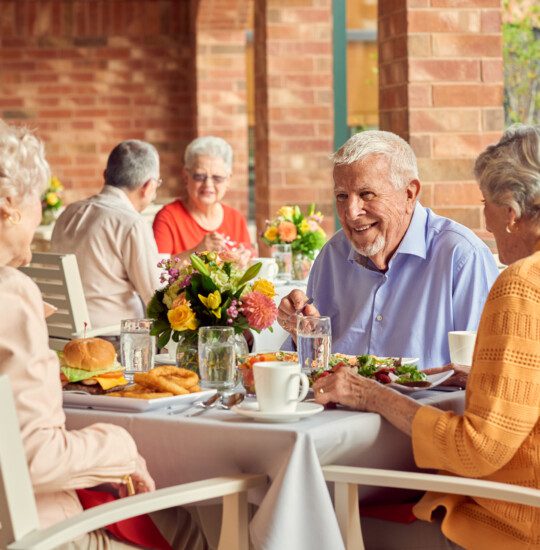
[0,121,205,549]
[153,136,253,264]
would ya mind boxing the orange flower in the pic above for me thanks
[278,221,297,243]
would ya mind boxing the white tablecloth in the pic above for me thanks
[65,390,464,550]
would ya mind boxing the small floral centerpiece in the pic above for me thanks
[147,252,278,372]
[261,204,327,280]
[41,176,64,225]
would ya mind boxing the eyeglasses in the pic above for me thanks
[191,172,228,185]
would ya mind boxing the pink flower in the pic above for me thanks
[241,291,278,331]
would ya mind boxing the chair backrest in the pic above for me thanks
[0,375,40,548]
[20,253,91,350]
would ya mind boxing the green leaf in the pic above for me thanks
[190,254,210,276]
[157,328,172,350]
[237,262,261,286]
[146,290,166,319]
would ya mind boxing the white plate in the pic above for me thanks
[231,401,324,423]
[389,370,454,393]
[382,357,418,365]
[62,389,216,413]
[155,353,176,365]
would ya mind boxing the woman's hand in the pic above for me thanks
[423,363,470,388]
[313,366,377,411]
[197,232,226,253]
[118,454,155,497]
[277,290,319,338]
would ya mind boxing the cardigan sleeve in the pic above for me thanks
[412,262,540,477]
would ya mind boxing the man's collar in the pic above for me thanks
[100,185,138,213]
[346,202,427,268]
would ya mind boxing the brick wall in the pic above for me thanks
[196,0,251,214]
[254,0,335,254]
[0,0,196,203]
[378,0,504,245]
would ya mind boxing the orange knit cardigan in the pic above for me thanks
[412,244,540,550]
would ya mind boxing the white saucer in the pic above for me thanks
[231,401,324,423]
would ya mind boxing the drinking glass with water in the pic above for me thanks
[296,315,331,375]
[120,318,155,379]
[198,326,236,393]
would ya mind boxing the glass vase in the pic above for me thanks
[175,330,249,379]
[292,252,314,281]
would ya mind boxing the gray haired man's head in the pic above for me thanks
[332,130,418,189]
[104,140,159,191]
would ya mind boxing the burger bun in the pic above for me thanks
[63,338,116,372]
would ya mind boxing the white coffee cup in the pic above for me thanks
[251,257,279,281]
[448,331,477,366]
[253,361,310,413]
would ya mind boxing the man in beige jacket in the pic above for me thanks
[51,140,162,329]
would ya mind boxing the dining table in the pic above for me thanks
[65,388,465,550]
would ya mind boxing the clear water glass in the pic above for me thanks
[296,315,331,375]
[120,318,155,378]
[198,326,236,392]
[272,244,292,282]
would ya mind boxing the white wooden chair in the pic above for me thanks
[0,375,266,550]
[323,464,540,550]
[19,252,119,350]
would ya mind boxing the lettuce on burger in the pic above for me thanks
[60,337,127,394]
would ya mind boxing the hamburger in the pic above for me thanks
[60,338,128,394]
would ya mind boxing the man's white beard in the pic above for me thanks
[352,235,385,258]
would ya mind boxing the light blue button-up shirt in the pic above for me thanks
[284,204,500,369]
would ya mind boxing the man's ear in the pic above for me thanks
[140,179,153,198]
[406,179,421,205]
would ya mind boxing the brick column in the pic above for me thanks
[195,1,250,215]
[378,0,504,236]
[254,0,335,254]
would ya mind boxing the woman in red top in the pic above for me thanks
[153,136,252,263]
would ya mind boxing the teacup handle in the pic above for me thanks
[289,373,310,404]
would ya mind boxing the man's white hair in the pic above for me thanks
[332,130,418,189]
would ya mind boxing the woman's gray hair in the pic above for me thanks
[184,136,233,174]
[331,130,418,189]
[104,140,159,191]
[0,120,50,202]
[474,124,540,220]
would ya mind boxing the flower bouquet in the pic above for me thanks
[261,204,327,280]
[147,252,278,373]
[41,176,63,225]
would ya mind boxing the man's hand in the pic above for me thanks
[277,289,319,338]
[423,363,470,388]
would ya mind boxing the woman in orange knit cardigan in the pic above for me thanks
[314,124,540,550]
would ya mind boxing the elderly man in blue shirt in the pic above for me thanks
[278,130,499,370]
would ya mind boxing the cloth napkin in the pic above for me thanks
[76,489,172,550]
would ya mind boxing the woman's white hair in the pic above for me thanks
[332,130,418,189]
[0,120,50,202]
[474,124,540,220]
[184,136,233,174]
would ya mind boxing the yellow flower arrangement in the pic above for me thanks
[41,175,64,225]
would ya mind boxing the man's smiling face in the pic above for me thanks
[333,154,419,270]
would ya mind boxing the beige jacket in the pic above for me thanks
[51,185,161,328]
[0,267,139,529]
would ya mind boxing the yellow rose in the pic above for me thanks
[46,192,58,206]
[252,279,276,298]
[198,290,222,310]
[277,206,294,219]
[168,304,199,331]
[50,176,63,191]
[264,226,279,242]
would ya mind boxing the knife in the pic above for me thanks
[179,393,220,417]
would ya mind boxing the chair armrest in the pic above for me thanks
[8,474,266,550]
[72,324,120,339]
[322,466,540,507]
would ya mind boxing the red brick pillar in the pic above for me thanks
[378,0,504,236]
[195,1,250,215]
[254,0,335,254]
